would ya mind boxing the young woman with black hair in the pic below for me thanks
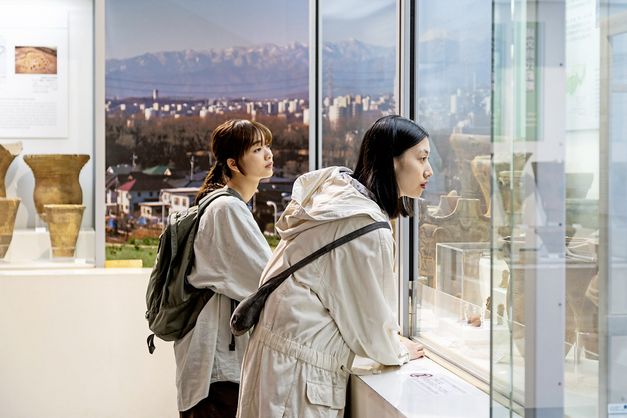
[237,115,433,417]
[175,119,274,418]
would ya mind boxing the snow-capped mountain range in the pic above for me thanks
[105,40,395,99]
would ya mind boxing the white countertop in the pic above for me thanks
[353,356,514,418]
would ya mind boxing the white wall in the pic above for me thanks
[0,269,177,418]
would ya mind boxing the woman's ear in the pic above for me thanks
[227,158,240,174]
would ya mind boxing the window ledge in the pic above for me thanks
[350,356,513,418]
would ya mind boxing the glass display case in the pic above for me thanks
[413,242,511,381]
[409,0,627,417]
[0,0,100,268]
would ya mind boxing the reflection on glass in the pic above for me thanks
[605,4,627,415]
[409,1,624,416]
[411,0,494,388]
[320,0,397,169]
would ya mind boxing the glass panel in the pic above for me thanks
[320,0,398,169]
[105,0,309,265]
[0,0,96,268]
[563,1,601,416]
[411,0,494,384]
[407,0,627,416]
[604,3,627,415]
[493,1,573,414]
[487,0,627,416]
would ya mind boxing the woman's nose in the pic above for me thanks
[265,147,273,159]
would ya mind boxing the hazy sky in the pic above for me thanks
[106,0,395,60]
[106,0,308,59]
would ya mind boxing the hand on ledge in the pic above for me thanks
[400,335,424,360]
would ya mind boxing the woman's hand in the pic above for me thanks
[400,335,424,360]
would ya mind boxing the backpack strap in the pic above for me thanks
[182,188,237,259]
[198,188,242,214]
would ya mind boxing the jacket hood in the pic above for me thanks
[276,166,388,240]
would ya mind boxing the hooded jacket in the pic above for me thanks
[237,167,409,418]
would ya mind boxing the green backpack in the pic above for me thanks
[145,188,234,353]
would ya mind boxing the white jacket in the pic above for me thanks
[237,167,409,418]
[174,190,272,411]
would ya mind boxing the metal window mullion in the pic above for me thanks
[598,8,611,418]
[522,1,566,415]
[397,0,415,336]
[309,0,321,171]
[95,0,106,267]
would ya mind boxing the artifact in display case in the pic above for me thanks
[435,242,500,314]
[413,271,511,375]
[449,133,490,204]
[499,235,598,359]
[565,172,597,230]
[0,142,22,197]
[0,198,20,259]
[471,152,533,219]
[21,154,90,259]
[23,154,90,222]
[45,204,85,258]
[470,155,491,216]
[494,161,600,359]
[419,195,490,281]
[0,142,23,259]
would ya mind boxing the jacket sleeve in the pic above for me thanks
[187,197,272,302]
[319,220,409,366]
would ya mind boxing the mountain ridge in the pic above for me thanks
[106,40,395,99]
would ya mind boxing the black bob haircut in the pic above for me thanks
[352,115,430,218]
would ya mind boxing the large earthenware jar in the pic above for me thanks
[0,198,20,258]
[23,154,89,222]
[0,142,22,197]
[44,204,85,258]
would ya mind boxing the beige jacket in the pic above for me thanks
[175,191,272,411]
[237,167,409,418]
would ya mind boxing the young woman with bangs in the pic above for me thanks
[175,119,274,418]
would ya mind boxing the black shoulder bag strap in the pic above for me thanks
[230,220,391,336]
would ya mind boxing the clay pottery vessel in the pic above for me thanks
[432,191,460,216]
[23,154,89,222]
[0,142,22,197]
[497,170,525,216]
[44,204,85,258]
[0,198,20,258]
[449,133,491,199]
[470,155,491,216]
[500,236,593,358]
